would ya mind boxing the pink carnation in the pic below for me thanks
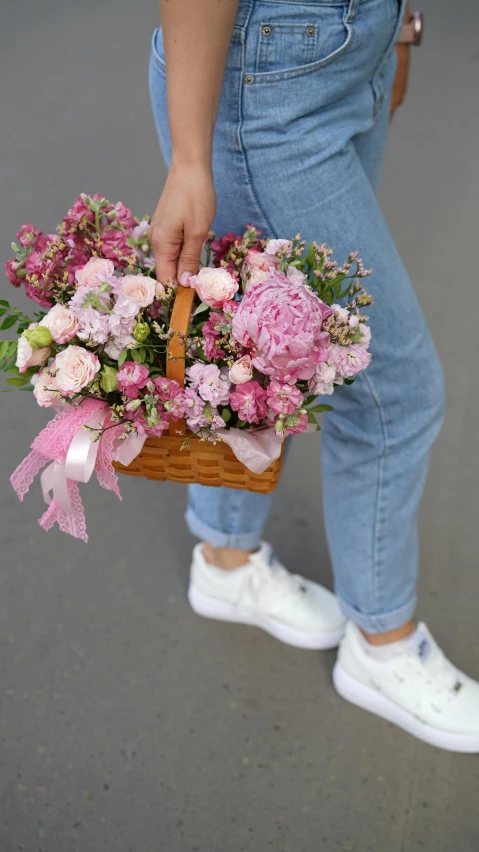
[231,272,332,384]
[230,380,268,424]
[266,381,303,415]
[117,362,150,398]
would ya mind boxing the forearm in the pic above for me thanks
[160,0,240,168]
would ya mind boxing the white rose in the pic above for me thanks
[286,265,307,286]
[229,355,253,385]
[32,368,60,407]
[16,329,50,374]
[120,274,156,307]
[54,345,100,395]
[264,239,293,256]
[75,257,114,289]
[189,267,238,307]
[40,304,78,343]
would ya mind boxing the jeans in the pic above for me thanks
[148,0,445,633]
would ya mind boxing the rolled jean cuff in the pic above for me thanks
[185,508,263,550]
[336,593,417,634]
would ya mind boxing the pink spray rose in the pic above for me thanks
[230,380,268,424]
[266,381,303,415]
[120,274,156,307]
[117,362,150,398]
[53,346,100,395]
[75,257,114,289]
[40,304,78,344]
[229,355,253,385]
[187,267,238,307]
[231,272,332,384]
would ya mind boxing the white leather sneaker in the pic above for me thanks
[188,542,345,649]
[333,621,479,752]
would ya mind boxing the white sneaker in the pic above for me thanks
[188,542,345,649]
[333,621,479,752]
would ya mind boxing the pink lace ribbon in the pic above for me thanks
[10,399,145,542]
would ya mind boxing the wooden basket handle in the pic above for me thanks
[166,284,196,435]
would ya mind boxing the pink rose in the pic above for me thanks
[40,304,78,344]
[120,274,156,307]
[188,267,238,307]
[232,272,332,384]
[16,332,50,374]
[53,346,100,395]
[32,368,60,407]
[242,249,279,292]
[75,257,114,289]
[229,355,253,385]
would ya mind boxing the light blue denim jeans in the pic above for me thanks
[148,0,445,633]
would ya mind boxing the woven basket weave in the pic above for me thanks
[113,285,284,493]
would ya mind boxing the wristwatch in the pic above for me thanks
[398,11,423,45]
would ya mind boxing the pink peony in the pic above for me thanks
[229,355,253,385]
[230,380,268,424]
[53,346,100,395]
[267,381,303,415]
[241,249,279,293]
[75,257,114,289]
[231,272,332,384]
[117,362,150,398]
[40,304,78,344]
[120,274,156,307]
[187,267,238,307]
[329,343,372,379]
[32,368,60,407]
[186,363,230,406]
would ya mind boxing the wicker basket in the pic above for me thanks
[113,285,284,493]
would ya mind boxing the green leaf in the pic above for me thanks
[18,383,34,392]
[307,411,317,425]
[0,299,10,308]
[303,394,317,407]
[117,349,128,367]
[1,316,17,331]
[192,302,210,317]
[309,403,333,414]
[137,348,146,365]
[0,341,9,360]
[5,376,28,387]
[8,341,17,357]
[221,408,231,423]
[344,377,355,386]
[130,349,140,362]
[0,309,7,318]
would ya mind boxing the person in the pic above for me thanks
[147,0,479,752]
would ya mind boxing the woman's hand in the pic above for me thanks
[149,161,216,285]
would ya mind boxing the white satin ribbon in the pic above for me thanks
[40,408,108,514]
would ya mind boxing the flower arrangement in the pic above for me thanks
[2,194,372,540]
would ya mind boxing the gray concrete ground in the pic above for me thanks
[1,1,478,850]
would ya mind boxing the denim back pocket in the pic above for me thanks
[251,1,351,82]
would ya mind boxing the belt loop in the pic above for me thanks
[345,0,361,24]
[235,0,254,30]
